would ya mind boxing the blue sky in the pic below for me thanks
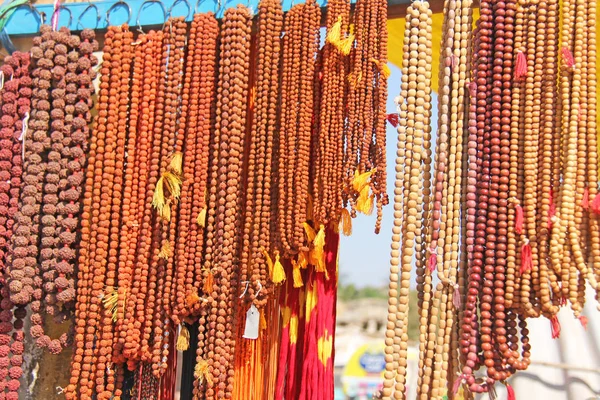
[339,63,439,287]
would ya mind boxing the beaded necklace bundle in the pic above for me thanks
[382,0,598,399]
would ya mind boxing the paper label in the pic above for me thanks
[243,304,260,340]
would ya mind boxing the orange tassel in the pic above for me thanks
[186,292,200,307]
[203,270,214,294]
[340,208,352,236]
[579,315,588,330]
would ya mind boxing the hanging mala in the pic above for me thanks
[382,2,432,399]
[195,6,252,399]
[0,50,32,400]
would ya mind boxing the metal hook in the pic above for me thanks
[0,1,46,29]
[167,0,191,20]
[51,5,73,30]
[77,2,100,30]
[136,0,167,31]
[255,281,263,297]
[194,0,210,14]
[106,0,132,26]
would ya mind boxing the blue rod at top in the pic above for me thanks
[2,0,330,36]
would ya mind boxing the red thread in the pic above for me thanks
[428,253,437,273]
[386,113,399,127]
[561,47,575,68]
[515,204,524,234]
[515,51,527,79]
[550,316,561,339]
[579,315,588,330]
[582,187,590,210]
[520,242,532,274]
[507,384,516,400]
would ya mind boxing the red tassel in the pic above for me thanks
[452,374,465,395]
[451,54,459,69]
[582,187,590,209]
[467,80,477,98]
[592,194,600,214]
[579,315,588,330]
[561,47,575,68]
[386,113,399,127]
[550,316,561,339]
[520,241,532,274]
[507,384,516,400]
[453,284,461,309]
[515,51,527,79]
[428,252,437,273]
[559,296,567,307]
[515,204,524,234]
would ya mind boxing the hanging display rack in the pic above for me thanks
[0,0,421,36]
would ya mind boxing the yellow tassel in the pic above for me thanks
[326,16,342,46]
[340,208,352,236]
[381,63,391,79]
[339,34,355,56]
[272,251,286,284]
[261,247,275,279]
[297,251,309,269]
[194,359,213,386]
[101,286,118,322]
[169,152,183,176]
[186,292,200,307]
[158,241,172,260]
[348,71,363,89]
[352,168,377,192]
[161,201,172,221]
[152,177,166,212]
[260,312,267,331]
[292,260,303,288]
[356,185,374,215]
[303,222,317,242]
[163,171,182,199]
[313,224,327,275]
[371,58,391,78]
[203,270,214,294]
[176,324,190,351]
[197,207,207,227]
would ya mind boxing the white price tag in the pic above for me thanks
[242,304,260,340]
